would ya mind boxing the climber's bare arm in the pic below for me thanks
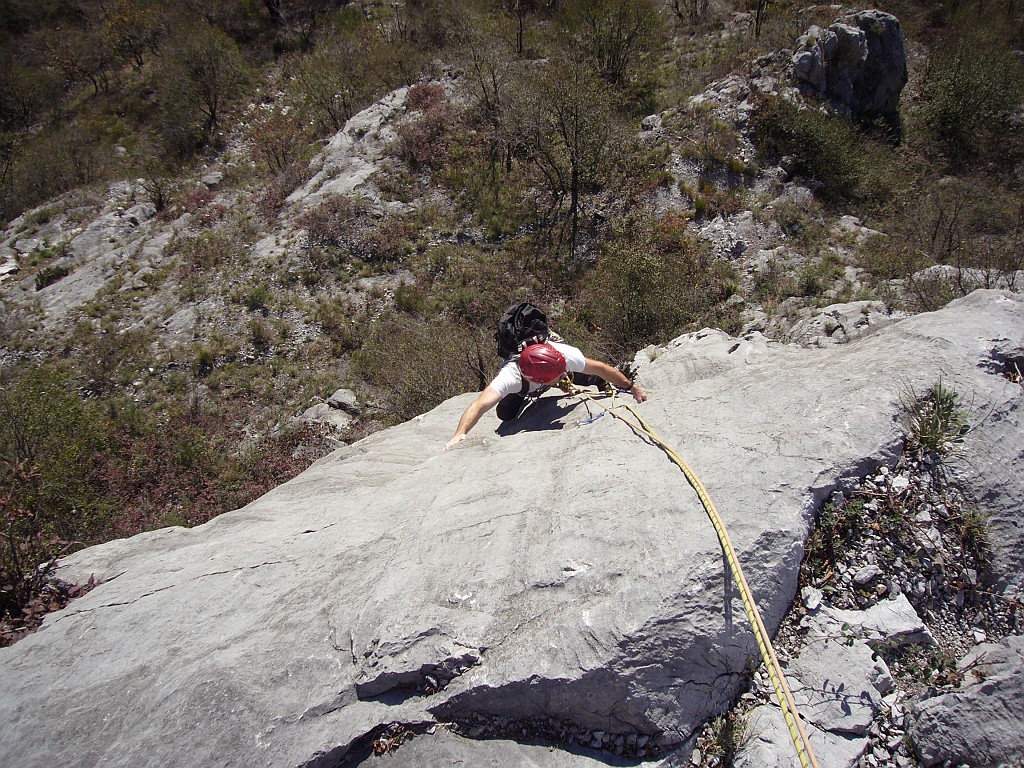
[445,386,503,450]
[583,359,648,403]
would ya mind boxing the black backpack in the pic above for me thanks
[495,302,550,359]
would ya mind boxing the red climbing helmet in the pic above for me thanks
[518,343,566,384]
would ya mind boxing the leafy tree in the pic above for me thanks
[42,23,114,95]
[265,0,342,50]
[561,0,664,85]
[160,23,249,143]
[670,0,710,26]
[754,0,770,38]
[455,8,519,179]
[179,0,263,40]
[102,0,165,70]
[514,52,613,257]
[293,33,375,133]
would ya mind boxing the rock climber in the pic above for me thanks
[444,340,647,450]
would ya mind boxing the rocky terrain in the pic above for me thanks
[0,290,1021,768]
[2,6,1023,768]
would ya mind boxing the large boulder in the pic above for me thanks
[0,290,1021,767]
[793,10,908,121]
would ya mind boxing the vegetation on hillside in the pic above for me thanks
[1,0,1023,642]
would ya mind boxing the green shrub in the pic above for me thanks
[0,365,111,544]
[923,37,1024,161]
[249,318,273,351]
[353,311,489,424]
[798,254,845,298]
[394,88,456,171]
[957,509,992,567]
[245,105,309,174]
[193,345,215,377]
[753,99,857,201]
[806,497,866,573]
[34,262,71,290]
[395,282,430,315]
[299,195,361,251]
[580,213,739,356]
[431,244,543,328]
[244,283,272,313]
[771,197,827,248]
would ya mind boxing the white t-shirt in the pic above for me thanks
[488,341,587,399]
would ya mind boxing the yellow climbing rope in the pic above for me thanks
[565,381,820,768]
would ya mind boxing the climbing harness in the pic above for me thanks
[562,377,821,768]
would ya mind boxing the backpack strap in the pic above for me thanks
[516,333,548,353]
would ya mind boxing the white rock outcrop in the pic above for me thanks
[0,291,1021,767]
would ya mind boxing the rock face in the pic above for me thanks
[907,635,1024,766]
[793,10,908,120]
[0,291,1022,767]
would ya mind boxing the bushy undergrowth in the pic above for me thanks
[354,309,491,425]
[922,32,1024,163]
[0,363,332,644]
[857,175,1024,310]
[579,213,740,356]
[751,97,908,209]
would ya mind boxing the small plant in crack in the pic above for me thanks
[903,380,969,456]
[954,508,993,569]
[805,498,866,575]
[704,711,752,766]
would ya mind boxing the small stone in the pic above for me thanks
[691,747,702,765]
[973,628,987,643]
[801,586,823,611]
[854,564,883,586]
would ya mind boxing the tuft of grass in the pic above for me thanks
[705,711,752,766]
[904,381,968,455]
[956,509,992,567]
